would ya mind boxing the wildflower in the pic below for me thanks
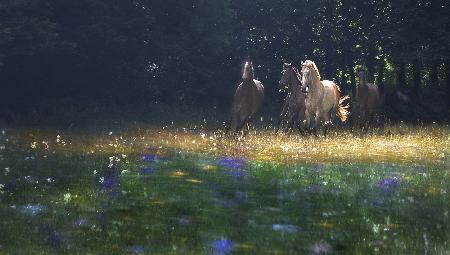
[126,245,145,254]
[309,240,332,254]
[272,224,301,233]
[18,204,45,216]
[141,154,158,162]
[377,177,399,192]
[212,238,233,255]
[217,156,247,170]
[140,167,155,175]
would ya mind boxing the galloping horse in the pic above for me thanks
[300,60,349,133]
[226,58,264,133]
[353,70,384,131]
[278,62,306,132]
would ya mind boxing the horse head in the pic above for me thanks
[357,70,367,86]
[242,58,254,81]
[279,62,292,89]
[301,60,321,93]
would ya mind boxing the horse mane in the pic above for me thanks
[242,60,254,80]
[293,67,302,83]
[304,60,321,80]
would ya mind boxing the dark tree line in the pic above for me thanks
[0,0,449,123]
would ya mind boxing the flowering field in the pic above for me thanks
[0,125,449,254]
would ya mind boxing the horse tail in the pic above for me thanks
[333,84,350,122]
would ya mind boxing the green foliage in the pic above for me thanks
[0,0,448,121]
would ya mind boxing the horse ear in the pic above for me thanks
[301,60,304,66]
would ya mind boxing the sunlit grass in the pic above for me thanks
[12,124,450,165]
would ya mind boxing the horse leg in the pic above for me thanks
[228,111,240,134]
[283,109,295,133]
[296,105,306,134]
[236,115,247,133]
[277,100,289,133]
[321,111,332,137]
[305,107,313,133]
[312,111,321,137]
[244,116,254,135]
[277,111,288,133]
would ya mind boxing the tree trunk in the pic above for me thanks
[366,44,376,82]
[395,61,406,89]
[412,60,422,96]
[348,59,356,91]
[428,61,438,87]
[376,56,385,86]
[340,62,348,92]
[445,60,450,110]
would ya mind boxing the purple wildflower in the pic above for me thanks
[234,191,246,201]
[309,240,332,254]
[38,225,67,249]
[217,157,247,170]
[227,169,246,178]
[73,218,88,228]
[377,177,399,192]
[127,245,145,254]
[101,168,119,190]
[272,224,301,233]
[212,238,233,255]
[99,165,119,199]
[140,167,155,175]
[18,204,45,216]
[141,154,158,162]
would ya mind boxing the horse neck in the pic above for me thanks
[357,79,369,97]
[308,73,323,95]
[242,78,255,88]
[288,71,302,94]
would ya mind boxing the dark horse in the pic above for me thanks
[226,58,264,133]
[277,62,306,132]
[353,70,384,132]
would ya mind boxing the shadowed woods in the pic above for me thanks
[0,0,448,126]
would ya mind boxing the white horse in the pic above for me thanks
[300,60,349,133]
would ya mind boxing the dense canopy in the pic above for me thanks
[0,0,449,124]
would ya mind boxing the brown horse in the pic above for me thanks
[226,58,264,133]
[278,62,306,132]
[353,70,384,131]
[300,60,349,133]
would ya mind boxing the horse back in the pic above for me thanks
[365,83,382,109]
[253,79,264,98]
[232,80,263,111]
[322,80,341,106]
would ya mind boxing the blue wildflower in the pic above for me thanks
[272,224,301,233]
[38,224,69,250]
[99,165,120,199]
[234,191,246,201]
[127,245,145,254]
[227,169,246,178]
[377,177,399,192]
[24,175,39,184]
[217,157,247,170]
[212,238,233,255]
[140,167,155,175]
[309,240,332,254]
[141,154,158,162]
[73,218,88,228]
[100,168,119,190]
[18,204,45,216]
